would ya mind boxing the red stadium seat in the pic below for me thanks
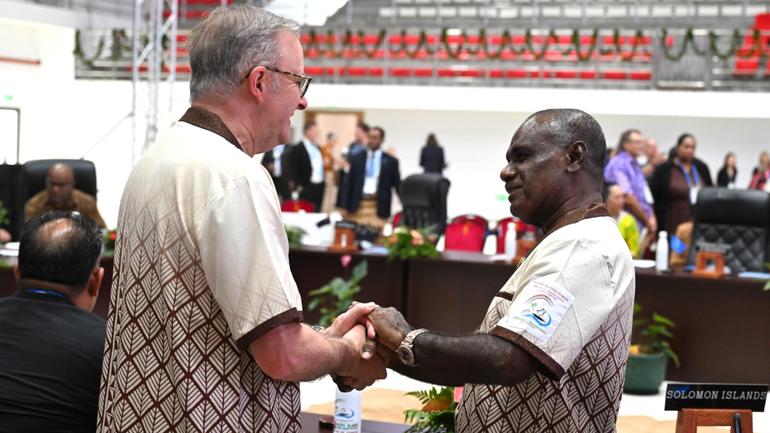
[281,199,315,213]
[444,215,489,252]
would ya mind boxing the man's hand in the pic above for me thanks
[647,214,657,234]
[324,302,377,360]
[368,306,413,351]
[334,343,390,391]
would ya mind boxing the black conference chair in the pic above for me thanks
[15,159,97,238]
[687,187,770,273]
[399,173,451,236]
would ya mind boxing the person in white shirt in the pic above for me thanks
[97,6,386,433]
[350,109,635,433]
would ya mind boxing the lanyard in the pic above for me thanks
[677,162,700,187]
[22,288,67,298]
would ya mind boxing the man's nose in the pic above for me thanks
[297,96,308,110]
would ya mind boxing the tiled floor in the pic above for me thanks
[301,372,769,432]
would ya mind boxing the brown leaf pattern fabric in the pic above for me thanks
[96,117,302,433]
[456,282,633,433]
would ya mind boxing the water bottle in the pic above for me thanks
[504,222,517,261]
[333,389,362,433]
[655,231,669,272]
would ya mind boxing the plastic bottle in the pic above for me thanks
[655,231,669,272]
[333,389,362,433]
[504,222,517,260]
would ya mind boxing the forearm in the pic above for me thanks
[624,194,649,225]
[387,332,537,387]
[251,323,355,382]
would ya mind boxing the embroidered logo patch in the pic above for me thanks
[498,278,574,343]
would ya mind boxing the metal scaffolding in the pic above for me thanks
[131,0,178,165]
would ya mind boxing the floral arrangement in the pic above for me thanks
[384,226,439,261]
[308,257,367,327]
[403,386,459,433]
[103,229,117,257]
[284,225,306,248]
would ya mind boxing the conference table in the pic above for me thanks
[1,247,768,384]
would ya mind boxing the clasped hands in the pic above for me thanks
[323,302,412,392]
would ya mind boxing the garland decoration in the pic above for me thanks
[74,29,105,67]
[709,29,741,60]
[566,29,599,61]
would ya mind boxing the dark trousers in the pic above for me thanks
[300,182,325,212]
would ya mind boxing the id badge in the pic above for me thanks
[644,185,654,205]
[690,186,699,205]
[363,177,377,195]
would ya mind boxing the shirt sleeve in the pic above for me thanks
[607,164,633,195]
[197,174,303,350]
[490,238,615,380]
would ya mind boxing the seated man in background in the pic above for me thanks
[352,109,635,433]
[25,163,106,228]
[605,182,640,258]
[0,211,106,433]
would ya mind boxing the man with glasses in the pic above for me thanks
[97,6,385,433]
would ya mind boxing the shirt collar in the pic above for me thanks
[16,288,74,305]
[179,106,242,151]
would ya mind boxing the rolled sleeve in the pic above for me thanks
[491,239,614,379]
[197,176,303,349]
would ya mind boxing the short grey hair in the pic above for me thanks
[187,5,300,101]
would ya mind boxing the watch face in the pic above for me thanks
[397,346,414,366]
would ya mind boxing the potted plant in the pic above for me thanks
[307,258,367,327]
[623,303,680,394]
[403,386,457,433]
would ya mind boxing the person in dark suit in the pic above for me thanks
[346,122,369,160]
[283,122,325,211]
[260,144,290,199]
[716,152,738,188]
[649,133,713,235]
[419,133,446,175]
[337,126,400,227]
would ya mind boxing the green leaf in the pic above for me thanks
[307,297,322,311]
[652,313,676,327]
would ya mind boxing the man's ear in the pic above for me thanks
[566,141,587,173]
[246,67,267,103]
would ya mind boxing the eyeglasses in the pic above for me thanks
[244,65,312,98]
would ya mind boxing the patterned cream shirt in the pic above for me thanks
[456,214,635,433]
[97,108,304,433]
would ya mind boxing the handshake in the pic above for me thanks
[322,302,412,392]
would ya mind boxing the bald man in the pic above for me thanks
[352,109,635,433]
[24,163,106,228]
[0,211,106,432]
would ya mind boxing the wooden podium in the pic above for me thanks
[692,251,726,279]
[675,408,752,433]
[328,224,358,253]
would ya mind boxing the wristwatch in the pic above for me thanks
[397,328,429,367]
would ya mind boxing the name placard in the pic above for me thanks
[664,383,768,412]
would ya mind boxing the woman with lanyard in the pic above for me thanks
[650,133,714,236]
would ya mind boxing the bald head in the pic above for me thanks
[501,109,607,227]
[18,211,102,291]
[46,163,75,208]
[521,109,607,183]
